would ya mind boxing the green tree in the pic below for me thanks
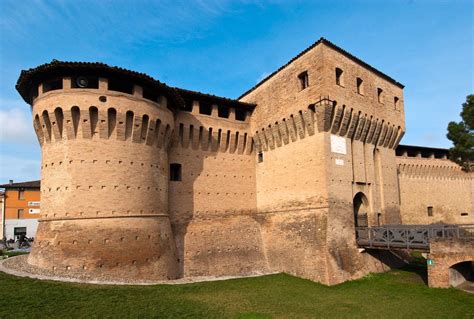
[446,94,474,171]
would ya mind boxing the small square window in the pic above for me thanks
[427,206,433,217]
[17,209,24,219]
[43,78,63,93]
[235,109,247,121]
[18,190,25,200]
[199,101,213,115]
[257,152,264,163]
[298,71,309,90]
[217,105,229,118]
[170,163,182,181]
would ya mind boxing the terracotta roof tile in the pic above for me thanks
[0,180,41,189]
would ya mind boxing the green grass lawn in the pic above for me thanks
[0,264,472,319]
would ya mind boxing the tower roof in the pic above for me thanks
[16,60,255,110]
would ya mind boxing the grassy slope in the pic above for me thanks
[0,265,472,319]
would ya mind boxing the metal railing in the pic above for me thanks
[356,224,474,250]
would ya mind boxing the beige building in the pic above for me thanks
[14,38,473,284]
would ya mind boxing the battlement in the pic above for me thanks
[16,39,472,286]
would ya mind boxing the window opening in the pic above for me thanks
[170,163,182,181]
[298,71,309,90]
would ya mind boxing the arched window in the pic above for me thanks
[107,108,117,138]
[377,88,383,103]
[125,111,134,140]
[356,78,363,95]
[335,68,344,86]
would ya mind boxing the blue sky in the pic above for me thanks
[0,0,473,183]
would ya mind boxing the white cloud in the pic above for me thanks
[0,103,37,145]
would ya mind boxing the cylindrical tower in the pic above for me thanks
[16,61,179,280]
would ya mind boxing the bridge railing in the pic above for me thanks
[356,224,474,250]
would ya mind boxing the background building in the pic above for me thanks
[0,191,4,239]
[0,180,41,240]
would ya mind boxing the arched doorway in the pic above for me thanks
[449,261,474,291]
[353,192,369,239]
[353,192,369,228]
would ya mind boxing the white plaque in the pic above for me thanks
[335,159,344,166]
[330,134,346,154]
[28,201,40,207]
[29,209,40,214]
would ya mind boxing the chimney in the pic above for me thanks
[9,179,13,185]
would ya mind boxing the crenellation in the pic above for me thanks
[14,38,472,286]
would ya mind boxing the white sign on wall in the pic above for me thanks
[335,159,344,166]
[330,134,347,155]
[29,209,40,214]
[28,201,40,207]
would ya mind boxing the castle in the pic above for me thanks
[15,38,473,284]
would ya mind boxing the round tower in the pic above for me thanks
[16,61,179,280]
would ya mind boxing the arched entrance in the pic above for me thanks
[353,192,369,240]
[353,192,369,228]
[449,261,474,291]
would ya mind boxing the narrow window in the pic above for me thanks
[71,106,80,137]
[461,213,468,216]
[298,71,309,90]
[125,111,134,140]
[107,108,117,138]
[43,78,63,93]
[377,88,383,103]
[199,101,212,115]
[170,163,182,181]
[235,109,247,121]
[257,152,264,163]
[89,106,99,137]
[18,190,25,200]
[356,78,363,95]
[17,209,24,219]
[394,97,399,109]
[335,68,344,86]
[427,206,433,217]
[217,105,230,118]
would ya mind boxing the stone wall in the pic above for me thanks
[28,78,179,280]
[397,156,474,225]
[240,41,406,284]
[168,107,266,278]
[428,238,474,288]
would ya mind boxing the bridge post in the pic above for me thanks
[427,238,474,288]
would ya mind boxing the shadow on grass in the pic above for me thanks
[399,263,428,285]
